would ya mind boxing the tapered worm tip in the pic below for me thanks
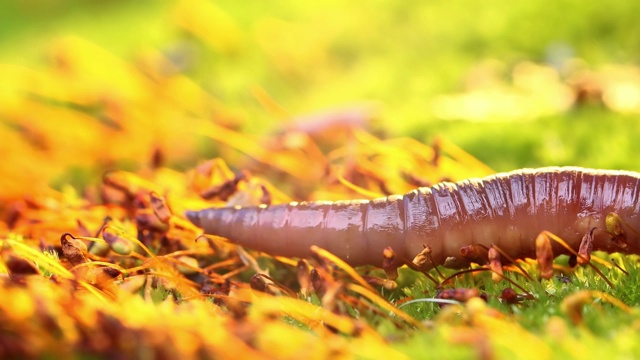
[185,210,201,228]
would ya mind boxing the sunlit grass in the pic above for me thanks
[418,108,640,172]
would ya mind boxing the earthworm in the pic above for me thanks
[185,167,640,268]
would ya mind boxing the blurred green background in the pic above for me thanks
[2,0,640,172]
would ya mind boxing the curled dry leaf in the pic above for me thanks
[60,233,88,266]
[149,192,172,223]
[535,232,554,280]
[487,247,503,282]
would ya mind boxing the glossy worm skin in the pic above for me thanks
[185,167,640,268]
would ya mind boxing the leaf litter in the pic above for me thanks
[3,3,640,359]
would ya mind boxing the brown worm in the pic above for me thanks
[185,167,640,268]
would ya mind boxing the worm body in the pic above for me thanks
[185,167,640,267]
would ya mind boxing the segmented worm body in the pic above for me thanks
[186,167,640,268]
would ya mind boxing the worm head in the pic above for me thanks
[185,210,202,228]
